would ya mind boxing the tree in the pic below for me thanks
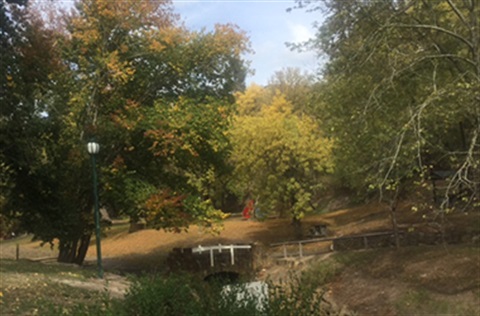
[298,0,479,244]
[267,67,316,115]
[1,0,251,264]
[59,0,249,259]
[75,10,251,229]
[229,85,333,229]
[107,96,234,232]
[0,0,68,242]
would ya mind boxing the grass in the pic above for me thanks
[395,289,478,316]
[0,258,95,277]
[299,257,343,287]
[333,249,378,268]
[0,259,117,315]
[307,245,480,315]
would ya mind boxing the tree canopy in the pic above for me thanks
[299,0,479,212]
[0,0,251,263]
[229,84,333,221]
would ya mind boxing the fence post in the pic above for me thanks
[230,245,235,265]
[299,243,303,258]
[210,248,214,267]
[16,244,19,260]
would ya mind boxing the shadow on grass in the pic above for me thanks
[0,258,97,278]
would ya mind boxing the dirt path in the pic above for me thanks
[52,273,130,299]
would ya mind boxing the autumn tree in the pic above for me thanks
[298,0,479,244]
[0,0,28,237]
[0,0,70,240]
[1,0,250,263]
[60,0,249,258]
[229,85,333,229]
[267,67,316,115]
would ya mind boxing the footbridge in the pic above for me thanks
[167,244,256,281]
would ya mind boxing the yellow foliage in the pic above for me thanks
[150,39,166,52]
[230,86,334,218]
[234,84,270,115]
[261,92,292,115]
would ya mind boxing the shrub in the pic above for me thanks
[116,273,333,316]
[121,274,204,316]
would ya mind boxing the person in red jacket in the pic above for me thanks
[242,199,254,220]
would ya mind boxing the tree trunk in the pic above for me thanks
[74,234,91,265]
[390,202,400,249]
[389,187,401,249]
[57,234,92,265]
[292,217,303,240]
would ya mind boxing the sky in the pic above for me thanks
[173,0,324,85]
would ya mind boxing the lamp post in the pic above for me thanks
[87,141,103,279]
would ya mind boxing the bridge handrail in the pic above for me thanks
[192,244,252,254]
[270,231,399,259]
[270,231,396,247]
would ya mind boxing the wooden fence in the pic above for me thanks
[270,231,398,259]
[269,228,479,259]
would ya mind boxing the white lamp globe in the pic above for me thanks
[87,142,100,155]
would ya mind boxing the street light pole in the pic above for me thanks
[87,142,103,279]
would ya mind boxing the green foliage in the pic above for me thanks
[266,277,327,316]
[63,0,249,232]
[300,0,479,209]
[1,0,251,263]
[106,96,234,232]
[230,86,334,219]
[115,274,331,316]
[119,274,266,316]
[0,0,96,263]
[300,260,341,288]
[121,275,204,316]
[37,291,118,316]
[267,67,316,115]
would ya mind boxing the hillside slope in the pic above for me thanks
[1,202,479,315]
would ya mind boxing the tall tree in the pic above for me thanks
[302,0,479,208]
[298,0,479,244]
[1,0,251,263]
[229,85,333,229]
[59,0,250,258]
[267,67,316,114]
[0,0,69,240]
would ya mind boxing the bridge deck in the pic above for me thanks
[167,244,255,277]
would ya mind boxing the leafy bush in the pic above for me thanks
[116,273,333,316]
[266,276,328,316]
[121,274,205,316]
[120,274,267,316]
[38,273,335,315]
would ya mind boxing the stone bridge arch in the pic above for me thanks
[167,244,256,281]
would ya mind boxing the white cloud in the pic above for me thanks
[288,22,314,43]
[174,1,323,85]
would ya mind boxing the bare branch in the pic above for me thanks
[441,126,479,211]
[379,89,446,196]
[423,54,477,69]
[446,0,470,28]
[391,24,474,53]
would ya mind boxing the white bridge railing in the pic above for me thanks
[192,244,252,267]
